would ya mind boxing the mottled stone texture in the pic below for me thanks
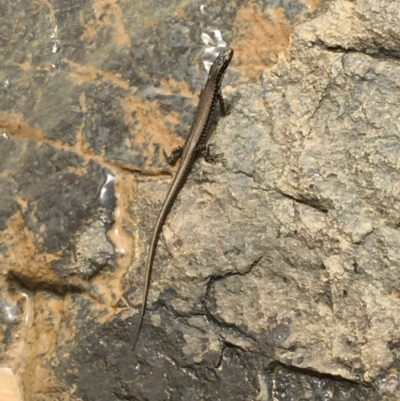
[0,0,399,400]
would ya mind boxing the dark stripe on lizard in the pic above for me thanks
[132,48,234,352]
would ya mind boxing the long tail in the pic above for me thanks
[131,215,161,352]
[131,172,184,352]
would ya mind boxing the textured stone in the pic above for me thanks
[0,0,397,400]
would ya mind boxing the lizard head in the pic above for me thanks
[209,48,234,81]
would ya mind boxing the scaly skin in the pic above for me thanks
[132,48,234,352]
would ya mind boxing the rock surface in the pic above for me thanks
[0,0,399,400]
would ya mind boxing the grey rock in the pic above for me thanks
[1,0,398,399]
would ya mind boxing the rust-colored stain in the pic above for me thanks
[83,0,131,47]
[0,110,163,179]
[0,115,45,143]
[159,77,193,101]
[232,5,291,82]
[66,59,131,89]
[120,95,183,161]
[0,208,60,287]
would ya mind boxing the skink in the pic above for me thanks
[132,47,234,352]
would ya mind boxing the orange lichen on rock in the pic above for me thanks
[232,5,292,81]
[0,207,61,289]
